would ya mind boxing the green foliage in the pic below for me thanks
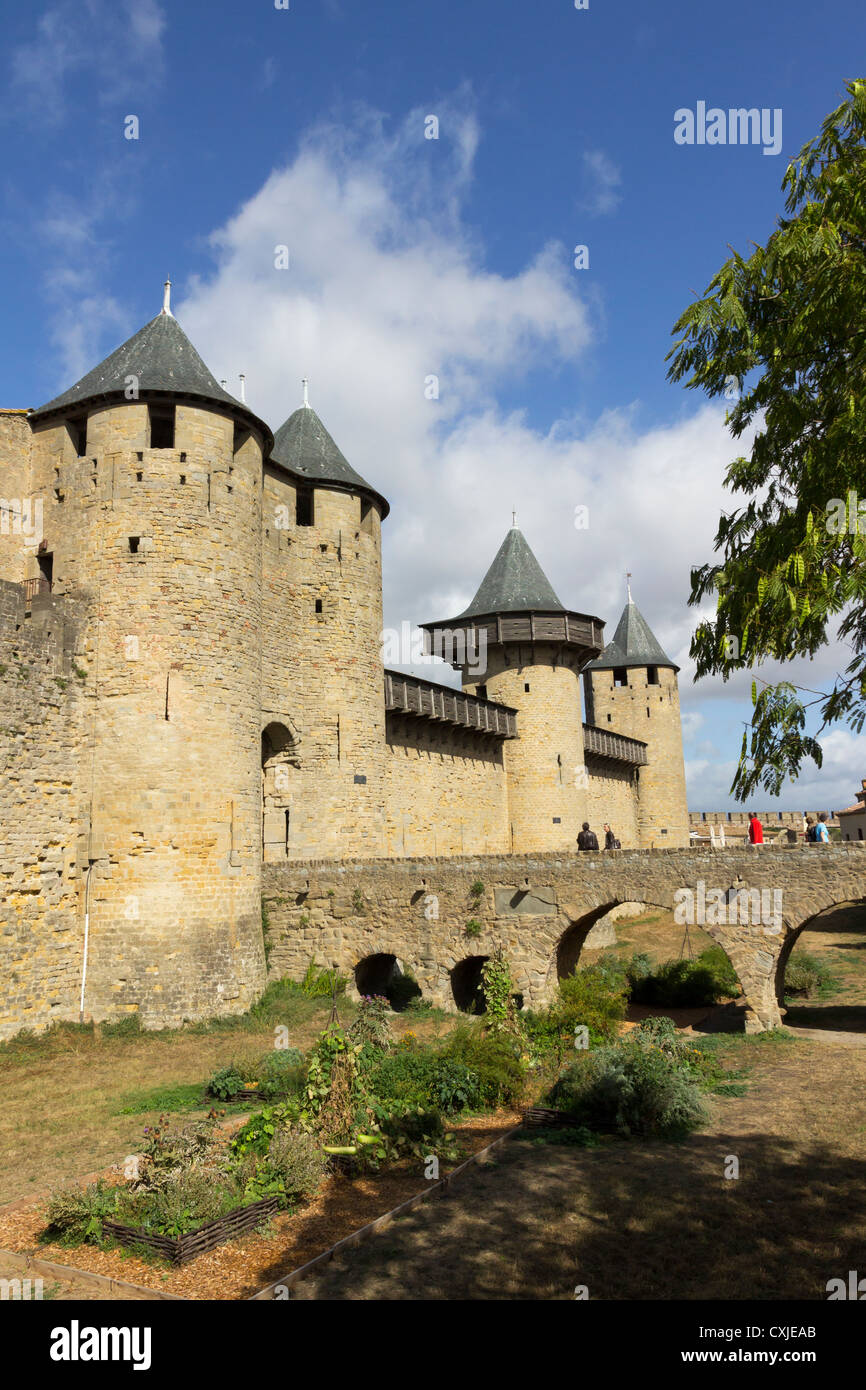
[366,1047,482,1114]
[438,1023,526,1107]
[549,1017,709,1138]
[469,881,485,898]
[43,1180,122,1246]
[667,79,866,798]
[100,1014,142,1039]
[629,947,741,1007]
[116,1083,205,1115]
[480,949,523,1037]
[257,1047,306,1100]
[299,958,347,999]
[207,1064,248,1100]
[524,955,628,1056]
[351,888,366,915]
[262,1127,327,1200]
[231,1101,301,1158]
[464,918,482,938]
[784,949,836,997]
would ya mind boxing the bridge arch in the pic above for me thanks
[774,897,866,1017]
[354,952,422,1010]
[451,956,488,1013]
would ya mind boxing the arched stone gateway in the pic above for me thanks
[354,952,422,1010]
[451,956,488,1013]
[261,845,866,1031]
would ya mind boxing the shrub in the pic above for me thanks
[549,1019,708,1138]
[348,995,392,1049]
[207,1064,247,1100]
[265,1128,327,1200]
[556,959,629,1042]
[300,958,348,998]
[367,1049,482,1113]
[785,949,834,998]
[439,1024,526,1107]
[257,1048,305,1100]
[629,947,739,1008]
[43,1180,122,1246]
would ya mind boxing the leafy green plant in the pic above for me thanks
[480,949,524,1038]
[469,881,485,899]
[257,1047,305,1100]
[43,1180,122,1246]
[784,949,836,998]
[352,888,365,915]
[439,1023,526,1107]
[464,918,482,938]
[207,1064,248,1100]
[629,948,740,1007]
[549,1019,708,1139]
[299,957,347,999]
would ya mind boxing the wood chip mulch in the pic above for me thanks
[0,1112,520,1301]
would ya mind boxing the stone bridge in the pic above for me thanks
[262,844,866,1031]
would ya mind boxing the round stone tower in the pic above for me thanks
[422,525,605,853]
[260,390,390,859]
[26,284,272,1026]
[583,588,689,847]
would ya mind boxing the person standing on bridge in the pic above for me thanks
[603,824,619,850]
[577,822,599,852]
[748,812,764,846]
[814,812,831,844]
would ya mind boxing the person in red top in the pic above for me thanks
[748,812,764,845]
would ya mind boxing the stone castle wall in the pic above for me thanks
[384,713,509,857]
[585,755,640,847]
[470,646,588,854]
[261,465,387,860]
[0,582,87,1038]
[585,664,689,847]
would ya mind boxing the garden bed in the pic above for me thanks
[0,1112,519,1300]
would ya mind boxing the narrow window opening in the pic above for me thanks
[284,809,291,855]
[296,486,314,526]
[179,475,186,485]
[613,667,628,687]
[315,599,323,614]
[360,497,375,534]
[67,417,87,457]
[477,684,488,699]
[647,707,651,718]
[859,827,863,841]
[524,682,530,693]
[148,404,175,449]
[227,484,233,494]
[136,471,143,482]
[180,451,187,463]
[37,552,53,591]
[647,665,659,685]
[606,713,612,722]
[128,536,140,554]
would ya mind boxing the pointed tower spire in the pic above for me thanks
[162,278,172,317]
[585,590,677,672]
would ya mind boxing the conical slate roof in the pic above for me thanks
[455,526,565,619]
[270,405,389,518]
[585,598,678,672]
[31,311,251,420]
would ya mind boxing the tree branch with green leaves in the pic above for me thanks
[667,78,866,798]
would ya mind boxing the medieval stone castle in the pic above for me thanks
[0,288,688,1037]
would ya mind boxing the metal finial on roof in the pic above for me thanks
[162,278,172,317]
[626,571,632,603]
[302,377,310,407]
[512,510,517,528]
[220,379,227,389]
[239,373,246,403]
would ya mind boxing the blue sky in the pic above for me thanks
[2,0,865,811]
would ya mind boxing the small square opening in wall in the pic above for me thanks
[354,774,367,785]
[128,536,141,554]
[179,475,186,485]
[613,667,628,687]
[524,682,530,693]
[315,599,323,614]
[136,472,143,482]
[552,817,561,824]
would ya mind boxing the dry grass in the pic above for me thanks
[0,997,452,1207]
[289,1033,866,1301]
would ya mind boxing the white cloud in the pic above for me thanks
[580,150,623,215]
[9,0,165,122]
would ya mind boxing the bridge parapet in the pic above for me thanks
[262,844,866,1031]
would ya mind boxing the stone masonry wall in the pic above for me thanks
[262,843,866,1030]
[585,754,640,848]
[0,581,87,1039]
[261,466,387,859]
[384,712,509,857]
